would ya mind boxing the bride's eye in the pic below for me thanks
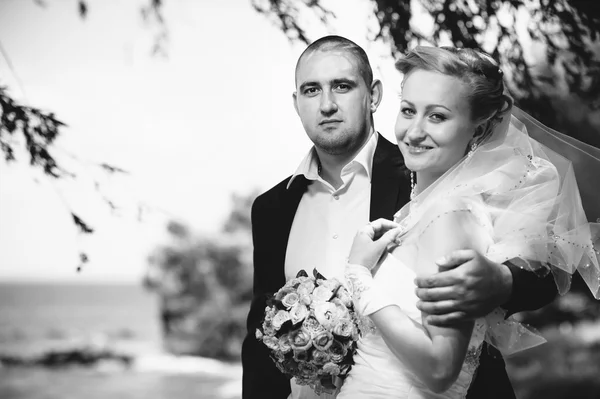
[401,107,415,117]
[430,113,447,122]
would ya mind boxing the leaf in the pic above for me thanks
[79,252,89,263]
[313,268,326,281]
[99,163,128,174]
[71,213,94,234]
[76,252,88,272]
[78,1,87,19]
[296,269,308,278]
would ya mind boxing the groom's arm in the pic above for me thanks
[500,261,558,316]
[242,197,291,399]
[414,250,558,325]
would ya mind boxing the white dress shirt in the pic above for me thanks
[285,132,378,399]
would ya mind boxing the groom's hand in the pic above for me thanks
[414,249,513,326]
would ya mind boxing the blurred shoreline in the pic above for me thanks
[0,282,242,399]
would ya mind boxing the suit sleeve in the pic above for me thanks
[241,197,291,399]
[501,262,558,317]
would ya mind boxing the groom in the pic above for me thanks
[242,35,557,399]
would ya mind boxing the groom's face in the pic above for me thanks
[293,50,374,156]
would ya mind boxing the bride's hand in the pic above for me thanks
[348,219,403,270]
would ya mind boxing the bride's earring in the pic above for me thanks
[467,142,478,158]
[410,172,416,200]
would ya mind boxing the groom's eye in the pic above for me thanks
[334,83,351,92]
[303,87,319,96]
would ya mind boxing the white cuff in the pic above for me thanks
[345,263,395,317]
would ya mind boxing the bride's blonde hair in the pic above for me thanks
[396,46,513,144]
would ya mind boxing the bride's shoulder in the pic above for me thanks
[414,196,491,237]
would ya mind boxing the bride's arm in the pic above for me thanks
[349,201,490,393]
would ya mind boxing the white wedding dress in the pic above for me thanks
[336,108,600,398]
[337,200,491,399]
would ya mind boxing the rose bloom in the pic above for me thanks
[329,339,348,363]
[302,316,326,337]
[322,362,341,376]
[263,336,280,351]
[281,358,300,374]
[293,349,311,362]
[312,286,334,302]
[290,304,309,325]
[299,362,319,378]
[275,287,295,301]
[312,331,334,351]
[332,318,355,338]
[272,310,291,329]
[262,319,276,336]
[278,334,293,354]
[330,298,351,316]
[288,275,310,287]
[297,280,316,296]
[312,349,332,365]
[299,294,312,306]
[318,278,341,292]
[255,329,263,340]
[335,287,353,307]
[313,302,345,330]
[289,328,312,351]
[282,292,300,309]
[265,306,277,321]
[284,278,301,288]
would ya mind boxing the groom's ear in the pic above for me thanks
[370,79,383,113]
[292,92,299,116]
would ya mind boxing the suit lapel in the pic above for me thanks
[370,134,411,221]
[274,176,309,287]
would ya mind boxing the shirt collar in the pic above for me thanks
[287,132,379,189]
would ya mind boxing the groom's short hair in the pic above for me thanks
[295,35,374,87]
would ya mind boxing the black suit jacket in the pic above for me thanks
[242,134,557,399]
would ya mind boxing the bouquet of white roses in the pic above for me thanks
[255,269,361,394]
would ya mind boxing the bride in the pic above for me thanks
[338,46,600,398]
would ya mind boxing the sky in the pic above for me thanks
[0,0,405,283]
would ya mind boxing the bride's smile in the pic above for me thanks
[395,69,481,187]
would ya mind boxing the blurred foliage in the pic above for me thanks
[143,191,258,361]
[1,85,94,268]
[506,318,600,399]
[0,86,66,178]
[518,274,600,329]
[252,0,600,147]
[75,0,599,145]
[0,84,130,269]
[504,273,600,398]
[2,2,148,268]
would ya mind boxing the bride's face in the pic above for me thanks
[395,69,479,179]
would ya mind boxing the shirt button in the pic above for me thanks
[333,234,339,239]
[333,195,339,200]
